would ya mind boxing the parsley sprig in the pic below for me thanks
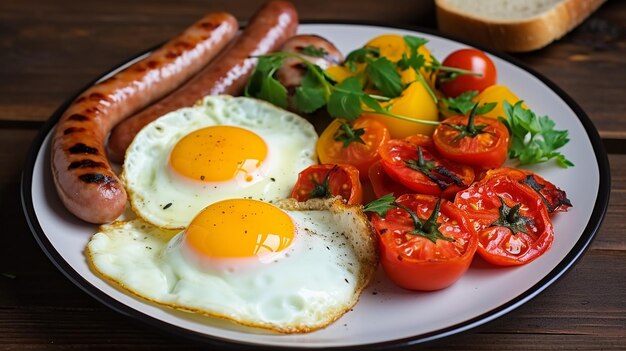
[499,101,573,167]
[441,90,496,115]
[245,37,444,127]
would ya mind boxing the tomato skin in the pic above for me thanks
[317,117,390,181]
[379,139,475,199]
[371,194,477,291]
[454,173,554,266]
[290,164,363,205]
[368,160,412,198]
[439,49,497,98]
[481,167,572,215]
[433,115,510,169]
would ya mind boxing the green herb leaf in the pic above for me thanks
[301,45,328,58]
[360,94,389,114]
[258,77,288,109]
[500,101,573,167]
[327,77,364,120]
[363,193,396,217]
[244,55,286,98]
[403,35,429,52]
[344,47,380,71]
[293,68,327,113]
[398,35,429,71]
[442,91,496,115]
[366,57,404,97]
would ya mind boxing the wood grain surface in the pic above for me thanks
[1,0,624,350]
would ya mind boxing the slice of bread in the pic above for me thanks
[435,0,606,52]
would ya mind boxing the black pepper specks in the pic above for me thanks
[163,203,172,210]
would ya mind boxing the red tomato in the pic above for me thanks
[438,49,497,98]
[370,194,477,291]
[481,167,572,215]
[454,173,554,266]
[291,164,363,205]
[317,117,390,181]
[433,114,510,169]
[379,139,474,199]
[368,160,412,198]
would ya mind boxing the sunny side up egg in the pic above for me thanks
[86,197,378,333]
[122,95,318,229]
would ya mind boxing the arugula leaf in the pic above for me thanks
[363,193,396,217]
[365,57,404,98]
[500,100,573,167]
[293,68,327,113]
[442,91,496,115]
[327,77,363,120]
[301,45,328,58]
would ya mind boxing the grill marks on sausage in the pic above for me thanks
[69,143,99,155]
[63,127,86,135]
[79,173,116,184]
[198,21,220,30]
[68,159,106,170]
[68,114,89,121]
[88,92,107,101]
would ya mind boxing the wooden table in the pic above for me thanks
[1,0,624,349]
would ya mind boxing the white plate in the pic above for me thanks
[21,23,610,350]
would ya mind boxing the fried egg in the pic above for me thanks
[122,95,318,229]
[86,198,378,333]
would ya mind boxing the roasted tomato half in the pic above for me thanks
[317,117,390,181]
[370,194,477,291]
[433,113,510,169]
[291,164,363,205]
[454,174,554,266]
[481,167,572,215]
[379,139,474,199]
[368,160,412,199]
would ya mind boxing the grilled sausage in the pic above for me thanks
[106,0,299,164]
[276,34,344,89]
[51,12,239,223]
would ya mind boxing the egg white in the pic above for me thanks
[86,198,378,333]
[121,95,318,229]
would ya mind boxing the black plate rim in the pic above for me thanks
[20,21,611,351]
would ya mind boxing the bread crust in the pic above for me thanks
[435,0,606,52]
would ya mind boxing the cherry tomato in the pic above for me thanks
[433,113,510,169]
[438,49,497,98]
[291,164,363,205]
[368,160,412,198]
[370,194,477,291]
[454,173,554,266]
[317,117,390,181]
[379,139,474,199]
[481,167,572,215]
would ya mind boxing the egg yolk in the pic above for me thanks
[184,199,294,258]
[169,126,267,182]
